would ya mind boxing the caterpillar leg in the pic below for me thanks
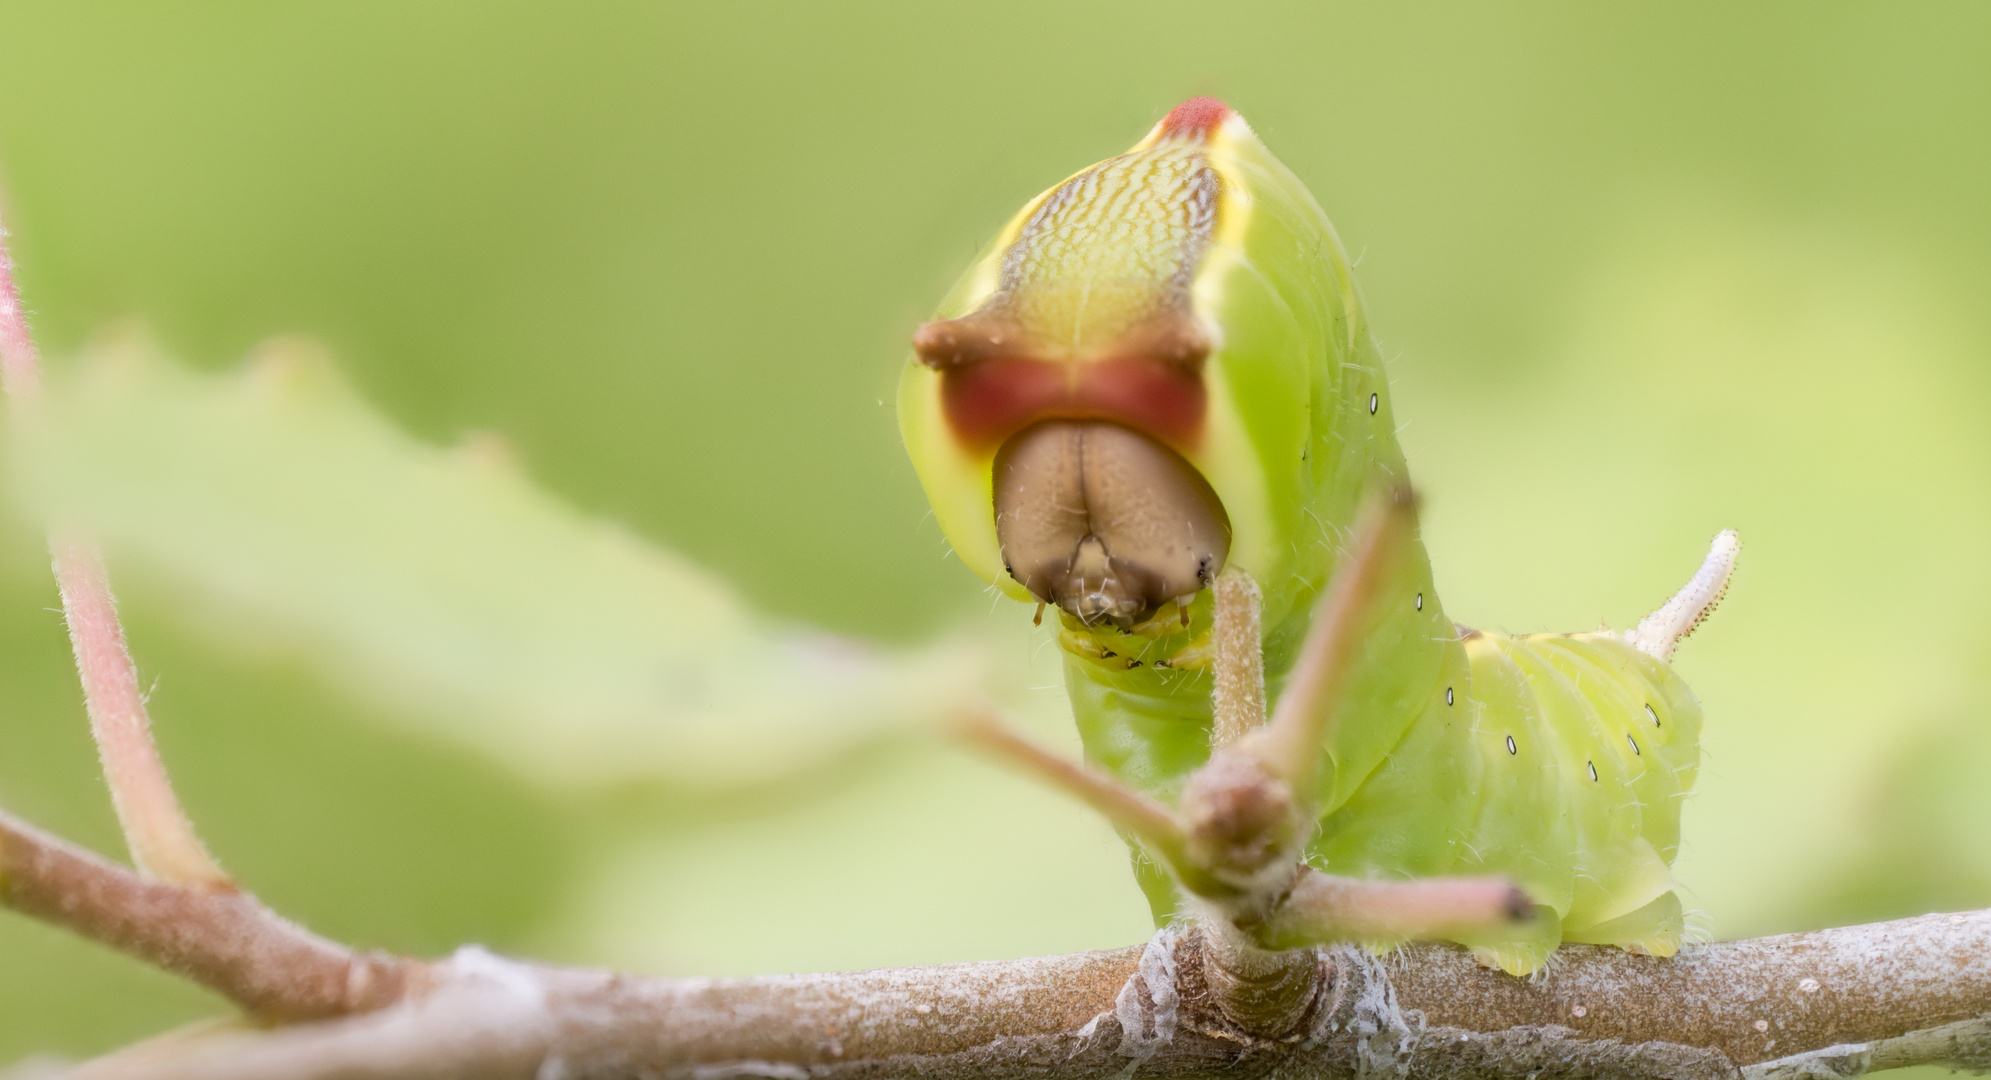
[1561,891,1684,957]
[1132,848,1180,927]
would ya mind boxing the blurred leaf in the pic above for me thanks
[7,333,989,791]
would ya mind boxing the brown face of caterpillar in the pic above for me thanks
[993,421,1230,628]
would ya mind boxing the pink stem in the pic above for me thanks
[0,214,226,886]
[51,535,226,884]
[0,220,42,399]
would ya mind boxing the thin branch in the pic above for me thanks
[1256,488,1415,798]
[954,712,1210,892]
[49,535,227,885]
[1257,868,1533,948]
[1210,566,1265,748]
[0,218,42,398]
[56,910,1991,1080]
[0,806,416,1022]
[0,213,226,886]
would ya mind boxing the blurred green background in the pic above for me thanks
[0,0,1987,1065]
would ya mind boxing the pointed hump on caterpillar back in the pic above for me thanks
[1152,96,1242,143]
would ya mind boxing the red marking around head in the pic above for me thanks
[940,356,1206,452]
[1160,97,1233,141]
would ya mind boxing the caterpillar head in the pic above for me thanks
[900,97,1366,634]
[991,419,1229,628]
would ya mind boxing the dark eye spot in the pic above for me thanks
[1588,761,1598,782]
[1627,734,1641,755]
[1367,393,1379,415]
[1505,735,1517,756]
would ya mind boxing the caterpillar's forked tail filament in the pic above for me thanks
[1630,530,1740,663]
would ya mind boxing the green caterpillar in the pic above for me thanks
[898,97,1734,975]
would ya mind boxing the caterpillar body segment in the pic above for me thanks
[897,98,1721,975]
[1301,629,1704,973]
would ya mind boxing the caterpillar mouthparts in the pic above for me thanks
[992,420,1230,629]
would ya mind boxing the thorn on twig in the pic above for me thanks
[1210,567,1264,749]
[1258,870,1536,950]
[1254,485,1417,802]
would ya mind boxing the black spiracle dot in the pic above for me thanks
[1368,392,1379,415]
[1645,703,1661,727]
[1445,686,1454,706]
[1505,735,1517,756]
[1415,592,1424,611]
[1588,761,1598,782]
[1627,734,1641,755]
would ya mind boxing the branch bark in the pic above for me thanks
[0,808,415,1023]
[46,908,1991,1080]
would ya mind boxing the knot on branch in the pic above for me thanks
[1089,925,1429,1078]
[1179,751,1298,895]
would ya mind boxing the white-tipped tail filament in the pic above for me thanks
[1629,529,1740,662]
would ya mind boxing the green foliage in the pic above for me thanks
[14,333,981,791]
